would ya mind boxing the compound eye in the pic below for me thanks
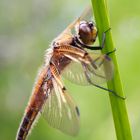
[88,21,94,29]
[79,22,91,36]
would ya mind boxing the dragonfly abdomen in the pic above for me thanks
[16,66,53,140]
[16,87,49,140]
[16,105,41,140]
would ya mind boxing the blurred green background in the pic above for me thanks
[0,0,140,140]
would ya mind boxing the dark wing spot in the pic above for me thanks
[75,106,80,117]
[62,86,66,91]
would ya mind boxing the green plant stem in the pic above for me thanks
[91,0,132,140]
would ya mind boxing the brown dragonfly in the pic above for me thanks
[16,7,117,140]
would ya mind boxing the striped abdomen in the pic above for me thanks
[16,86,48,140]
[16,106,40,140]
[16,67,52,140]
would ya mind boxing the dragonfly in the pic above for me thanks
[16,7,119,140]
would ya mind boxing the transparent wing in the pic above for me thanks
[57,6,92,38]
[42,78,80,136]
[62,53,114,85]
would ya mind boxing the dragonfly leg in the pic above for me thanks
[106,48,116,55]
[82,45,102,50]
[101,27,111,49]
[74,28,111,50]
[82,62,126,100]
[100,28,117,56]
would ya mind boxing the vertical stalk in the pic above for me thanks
[91,0,132,140]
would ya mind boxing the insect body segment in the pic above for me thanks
[16,6,116,140]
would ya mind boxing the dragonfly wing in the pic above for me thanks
[57,6,93,38]
[62,53,114,85]
[62,59,90,85]
[88,53,114,81]
[42,78,80,136]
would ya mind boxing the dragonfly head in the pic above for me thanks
[76,21,97,45]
